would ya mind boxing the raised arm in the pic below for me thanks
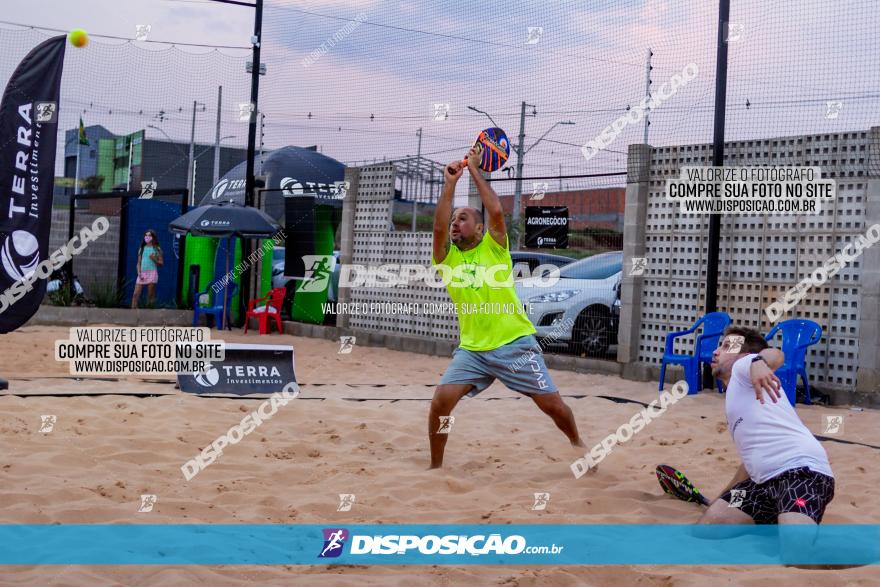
[466,147,507,247]
[433,161,464,263]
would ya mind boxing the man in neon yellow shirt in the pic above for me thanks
[428,146,584,469]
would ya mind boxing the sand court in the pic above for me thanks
[1,325,878,584]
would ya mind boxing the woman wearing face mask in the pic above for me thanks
[131,229,164,309]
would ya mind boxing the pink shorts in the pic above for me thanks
[137,270,158,285]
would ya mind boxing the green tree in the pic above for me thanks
[81,175,105,194]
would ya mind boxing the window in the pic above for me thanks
[559,252,623,280]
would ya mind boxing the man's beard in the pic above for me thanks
[452,233,478,247]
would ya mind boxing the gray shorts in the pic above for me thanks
[439,335,558,397]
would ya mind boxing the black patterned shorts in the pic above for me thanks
[720,467,835,524]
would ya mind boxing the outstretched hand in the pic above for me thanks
[750,361,782,404]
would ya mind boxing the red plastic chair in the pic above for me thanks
[244,287,286,334]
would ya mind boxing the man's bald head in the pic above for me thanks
[454,207,483,225]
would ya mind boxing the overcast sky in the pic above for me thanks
[2,0,877,198]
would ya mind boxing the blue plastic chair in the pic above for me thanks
[193,282,238,330]
[764,319,822,405]
[659,312,732,395]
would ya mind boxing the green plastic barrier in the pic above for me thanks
[181,234,218,307]
[291,205,335,324]
[229,239,242,323]
[260,241,274,298]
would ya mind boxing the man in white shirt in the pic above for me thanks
[698,326,835,526]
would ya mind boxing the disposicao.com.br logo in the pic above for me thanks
[318,528,563,558]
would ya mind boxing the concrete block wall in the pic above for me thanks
[619,127,880,397]
[49,208,121,293]
[343,164,459,340]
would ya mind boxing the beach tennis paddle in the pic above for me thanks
[656,464,710,506]
[447,127,510,175]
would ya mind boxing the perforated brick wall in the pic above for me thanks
[633,130,876,392]
[348,164,459,341]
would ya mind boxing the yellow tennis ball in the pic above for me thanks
[69,29,89,48]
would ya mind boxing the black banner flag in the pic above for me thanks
[0,36,66,333]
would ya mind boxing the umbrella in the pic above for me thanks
[169,202,282,329]
[169,201,281,238]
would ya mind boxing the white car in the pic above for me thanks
[515,251,622,356]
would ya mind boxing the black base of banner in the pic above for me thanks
[0,377,8,390]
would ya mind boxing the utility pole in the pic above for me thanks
[192,160,198,198]
[703,0,731,388]
[412,127,422,232]
[186,100,205,207]
[513,101,528,227]
[644,48,653,144]
[244,0,263,208]
[126,134,134,191]
[258,112,265,176]
[73,142,81,196]
[213,85,222,184]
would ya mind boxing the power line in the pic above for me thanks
[0,20,251,50]
[262,5,661,72]
[486,172,627,182]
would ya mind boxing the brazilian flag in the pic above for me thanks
[78,116,89,145]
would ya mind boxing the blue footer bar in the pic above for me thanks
[0,524,877,565]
